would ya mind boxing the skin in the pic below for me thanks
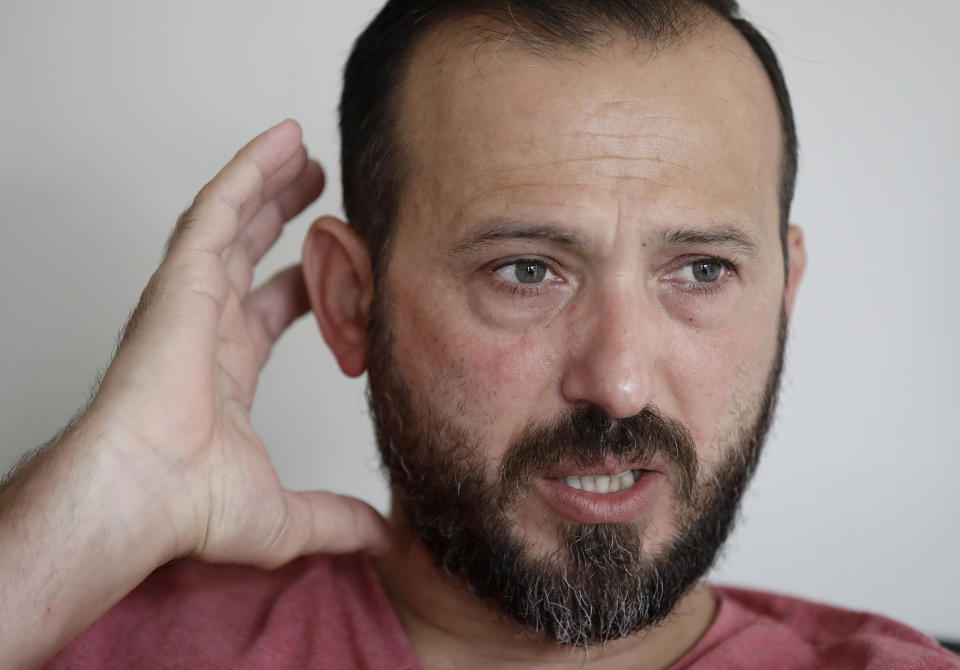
[306,14,805,670]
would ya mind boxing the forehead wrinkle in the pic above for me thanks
[441,181,597,225]
[453,155,693,187]
[573,130,700,151]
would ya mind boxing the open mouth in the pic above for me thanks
[535,465,665,525]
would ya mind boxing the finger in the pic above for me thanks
[241,159,324,266]
[261,144,311,204]
[279,491,393,559]
[243,264,311,368]
[167,119,304,258]
[222,159,324,297]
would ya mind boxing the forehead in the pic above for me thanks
[393,14,783,250]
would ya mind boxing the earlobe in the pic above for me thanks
[784,225,807,321]
[301,216,374,377]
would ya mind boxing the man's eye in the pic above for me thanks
[671,258,733,285]
[495,260,555,285]
[691,260,724,282]
[514,262,548,284]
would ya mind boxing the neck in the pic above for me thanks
[375,506,718,670]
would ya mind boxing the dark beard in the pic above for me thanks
[366,287,786,647]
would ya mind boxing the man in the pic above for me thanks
[1,0,957,668]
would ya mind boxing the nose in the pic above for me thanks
[559,291,655,419]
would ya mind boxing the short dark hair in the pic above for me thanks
[340,0,797,272]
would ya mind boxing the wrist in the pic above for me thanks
[58,409,197,566]
[0,411,189,668]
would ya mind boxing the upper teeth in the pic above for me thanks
[562,470,641,493]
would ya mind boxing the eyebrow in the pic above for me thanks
[449,218,590,255]
[656,223,761,256]
[449,218,762,257]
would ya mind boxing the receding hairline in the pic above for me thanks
[389,7,784,214]
[393,3,739,110]
[423,0,729,53]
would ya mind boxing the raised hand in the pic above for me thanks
[0,121,393,669]
[85,119,391,567]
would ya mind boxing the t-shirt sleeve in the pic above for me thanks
[673,585,960,670]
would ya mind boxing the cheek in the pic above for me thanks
[662,306,781,451]
[467,280,570,332]
[390,281,561,450]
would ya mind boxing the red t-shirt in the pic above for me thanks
[45,553,958,669]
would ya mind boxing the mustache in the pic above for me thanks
[498,404,699,503]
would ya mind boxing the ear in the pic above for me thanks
[302,216,374,377]
[784,224,806,321]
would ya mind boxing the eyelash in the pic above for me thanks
[673,257,739,295]
[506,283,544,298]
[491,257,560,298]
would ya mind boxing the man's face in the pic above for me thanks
[366,17,793,644]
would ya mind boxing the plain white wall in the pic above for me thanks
[2,0,958,641]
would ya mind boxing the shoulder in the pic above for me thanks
[674,585,960,670]
[43,553,418,669]
[122,551,383,612]
[92,552,381,633]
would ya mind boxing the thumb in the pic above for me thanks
[272,490,393,563]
